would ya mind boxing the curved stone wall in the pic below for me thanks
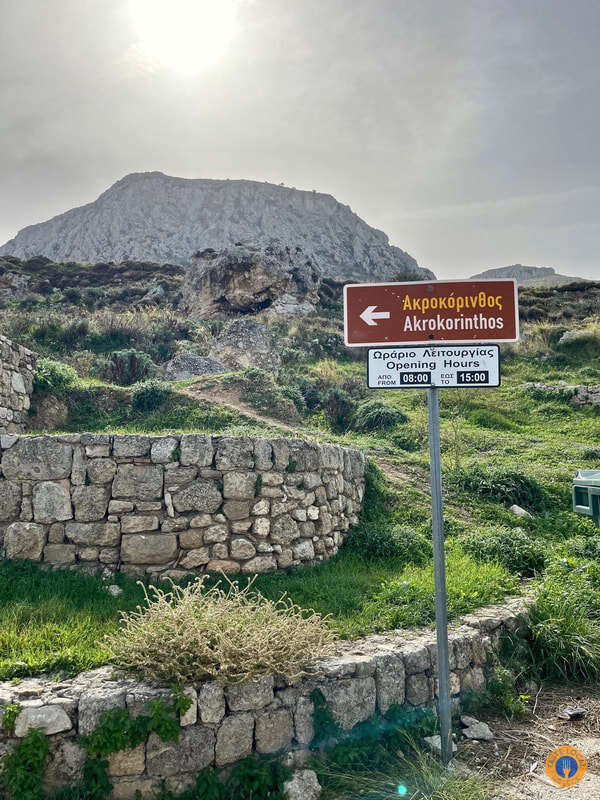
[0,598,528,798]
[0,434,366,575]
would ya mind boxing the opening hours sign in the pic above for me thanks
[344,279,519,347]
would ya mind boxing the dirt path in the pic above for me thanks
[184,382,429,491]
[456,684,600,798]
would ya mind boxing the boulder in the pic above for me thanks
[163,353,231,381]
[209,319,281,374]
[183,240,320,318]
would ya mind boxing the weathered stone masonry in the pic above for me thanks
[0,335,36,434]
[0,434,365,575]
[0,598,528,798]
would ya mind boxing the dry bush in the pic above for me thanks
[105,577,336,685]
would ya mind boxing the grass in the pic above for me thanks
[0,547,517,679]
[0,562,145,679]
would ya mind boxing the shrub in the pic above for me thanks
[563,536,600,560]
[447,465,547,512]
[131,379,174,413]
[92,348,157,386]
[105,577,335,685]
[323,387,357,432]
[528,560,600,681]
[345,524,432,565]
[352,400,408,432]
[467,408,518,431]
[390,426,422,452]
[32,358,78,396]
[458,526,547,576]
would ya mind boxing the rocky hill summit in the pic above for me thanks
[470,264,586,287]
[0,172,433,283]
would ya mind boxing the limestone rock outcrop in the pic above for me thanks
[0,172,433,283]
[183,241,320,317]
[209,319,281,373]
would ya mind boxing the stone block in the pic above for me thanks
[147,725,215,777]
[112,464,163,500]
[112,435,150,458]
[87,459,117,484]
[65,522,121,547]
[271,514,299,545]
[294,696,314,745]
[108,500,134,514]
[223,471,257,500]
[4,521,46,560]
[180,434,214,467]
[42,739,87,792]
[225,674,274,711]
[255,708,294,754]
[48,522,65,543]
[203,524,228,543]
[44,544,76,564]
[198,682,226,724]
[223,500,251,520]
[252,517,270,537]
[107,744,146,777]
[0,480,21,521]
[180,548,210,568]
[32,481,72,523]
[72,485,110,522]
[179,687,197,726]
[375,653,405,714]
[172,480,222,513]
[215,437,254,470]
[215,712,254,766]
[150,436,179,464]
[320,677,376,730]
[121,534,177,564]
[14,704,72,737]
[254,438,273,470]
[241,555,277,573]
[403,644,430,675]
[120,515,159,533]
[230,538,256,560]
[292,540,314,561]
[405,672,430,706]
[1,436,72,480]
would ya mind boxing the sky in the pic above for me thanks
[0,0,598,279]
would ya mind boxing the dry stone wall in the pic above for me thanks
[0,434,365,575]
[0,335,36,434]
[0,598,528,798]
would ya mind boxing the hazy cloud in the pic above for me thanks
[1,0,598,278]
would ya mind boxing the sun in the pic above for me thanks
[129,0,238,74]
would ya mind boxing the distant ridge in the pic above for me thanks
[0,172,434,283]
[470,264,588,287]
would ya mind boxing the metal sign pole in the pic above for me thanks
[427,386,453,765]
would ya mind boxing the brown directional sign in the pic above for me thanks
[344,279,519,346]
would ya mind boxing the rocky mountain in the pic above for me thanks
[0,172,433,283]
[470,264,587,287]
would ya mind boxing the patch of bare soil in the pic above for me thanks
[455,683,600,798]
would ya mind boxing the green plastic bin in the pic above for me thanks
[573,469,600,526]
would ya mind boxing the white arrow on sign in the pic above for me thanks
[360,305,391,326]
